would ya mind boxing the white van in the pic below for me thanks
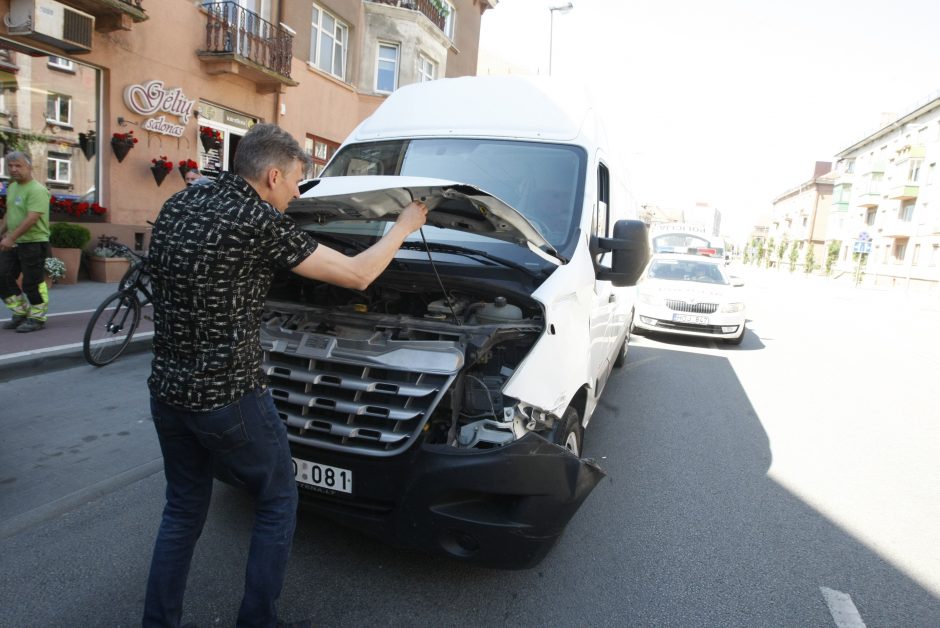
[259,76,649,568]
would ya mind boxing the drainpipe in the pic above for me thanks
[274,0,289,125]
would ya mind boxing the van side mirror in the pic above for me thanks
[591,219,650,287]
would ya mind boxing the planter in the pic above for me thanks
[87,256,130,283]
[50,247,82,285]
[79,132,96,160]
[200,134,221,152]
[151,164,171,186]
[111,139,134,163]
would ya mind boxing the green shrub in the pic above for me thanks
[49,222,91,249]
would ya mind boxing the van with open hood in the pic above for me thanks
[259,76,649,568]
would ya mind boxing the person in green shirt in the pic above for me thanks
[0,151,52,333]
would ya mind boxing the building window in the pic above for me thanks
[417,54,436,82]
[46,93,71,126]
[441,1,456,40]
[46,154,71,184]
[893,239,907,264]
[898,200,915,222]
[47,56,74,71]
[865,208,876,226]
[376,43,399,93]
[912,243,921,266]
[907,158,922,183]
[930,244,939,266]
[304,134,338,178]
[310,4,348,80]
[927,162,936,186]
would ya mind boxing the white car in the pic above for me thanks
[632,253,746,345]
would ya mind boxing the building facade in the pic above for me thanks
[829,94,940,290]
[0,0,494,249]
[767,162,834,271]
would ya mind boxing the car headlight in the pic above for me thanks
[720,302,745,313]
[638,292,660,306]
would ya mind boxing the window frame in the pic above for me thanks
[441,1,456,40]
[375,42,400,94]
[47,56,74,72]
[46,153,71,184]
[309,3,348,81]
[417,54,436,82]
[46,93,72,127]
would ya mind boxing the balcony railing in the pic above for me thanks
[199,2,296,91]
[368,0,446,31]
[888,184,919,200]
[62,0,147,31]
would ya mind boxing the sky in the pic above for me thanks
[477,0,940,242]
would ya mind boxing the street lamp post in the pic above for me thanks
[548,2,573,76]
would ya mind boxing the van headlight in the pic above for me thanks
[638,292,661,306]
[720,302,745,313]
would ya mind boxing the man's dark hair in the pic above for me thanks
[233,123,310,182]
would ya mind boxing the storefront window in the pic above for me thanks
[0,40,100,219]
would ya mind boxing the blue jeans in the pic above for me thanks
[143,388,298,628]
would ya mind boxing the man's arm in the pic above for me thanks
[291,201,427,290]
[0,211,41,251]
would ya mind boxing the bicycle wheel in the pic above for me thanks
[83,291,142,367]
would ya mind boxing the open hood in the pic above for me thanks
[288,175,562,263]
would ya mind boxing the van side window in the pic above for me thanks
[596,164,610,239]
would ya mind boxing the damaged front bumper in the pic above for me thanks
[290,432,605,569]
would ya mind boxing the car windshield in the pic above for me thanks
[320,138,587,253]
[648,259,728,285]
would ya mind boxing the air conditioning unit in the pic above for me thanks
[5,0,94,53]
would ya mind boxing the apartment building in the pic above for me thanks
[829,93,940,290]
[767,161,834,270]
[0,0,495,247]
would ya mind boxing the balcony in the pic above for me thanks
[197,2,298,94]
[879,218,915,238]
[62,0,147,32]
[888,184,919,200]
[856,192,881,208]
[368,0,447,32]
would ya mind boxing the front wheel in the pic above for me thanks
[549,406,584,457]
[83,291,142,366]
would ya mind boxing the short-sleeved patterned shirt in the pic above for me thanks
[147,172,318,411]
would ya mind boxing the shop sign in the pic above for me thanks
[197,101,257,132]
[123,80,196,138]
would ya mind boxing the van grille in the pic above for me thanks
[666,299,718,314]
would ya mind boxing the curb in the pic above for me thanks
[0,333,153,382]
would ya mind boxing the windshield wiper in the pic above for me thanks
[398,241,547,277]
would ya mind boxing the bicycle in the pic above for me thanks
[82,243,153,367]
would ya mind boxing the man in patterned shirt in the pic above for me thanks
[143,123,426,628]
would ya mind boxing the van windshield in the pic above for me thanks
[321,139,587,251]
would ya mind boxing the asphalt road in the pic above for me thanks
[1,268,938,627]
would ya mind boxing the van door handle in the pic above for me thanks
[608,294,617,303]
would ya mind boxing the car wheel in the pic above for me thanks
[549,406,584,457]
[725,323,746,346]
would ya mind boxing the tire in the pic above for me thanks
[614,311,633,368]
[83,291,142,366]
[549,406,584,457]
[725,323,746,346]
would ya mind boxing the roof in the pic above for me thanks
[348,76,599,146]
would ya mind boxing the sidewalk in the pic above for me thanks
[0,280,153,381]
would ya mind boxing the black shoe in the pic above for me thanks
[277,619,314,628]
[2,315,25,330]
[15,318,44,333]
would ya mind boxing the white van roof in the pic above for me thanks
[349,76,598,145]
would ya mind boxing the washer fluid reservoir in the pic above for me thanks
[475,296,522,324]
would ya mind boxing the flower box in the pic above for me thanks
[50,247,82,285]
[87,256,130,283]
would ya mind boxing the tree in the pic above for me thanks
[788,241,799,272]
[804,244,816,274]
[825,241,840,275]
[765,237,775,268]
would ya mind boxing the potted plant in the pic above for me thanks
[150,156,174,186]
[78,131,96,160]
[199,126,223,152]
[44,257,66,285]
[48,222,91,285]
[178,158,199,182]
[87,235,131,283]
[111,130,138,162]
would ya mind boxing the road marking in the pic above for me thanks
[0,332,154,360]
[820,586,866,628]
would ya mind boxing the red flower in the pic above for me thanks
[179,158,199,170]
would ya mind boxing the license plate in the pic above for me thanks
[673,313,708,324]
[292,457,352,494]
